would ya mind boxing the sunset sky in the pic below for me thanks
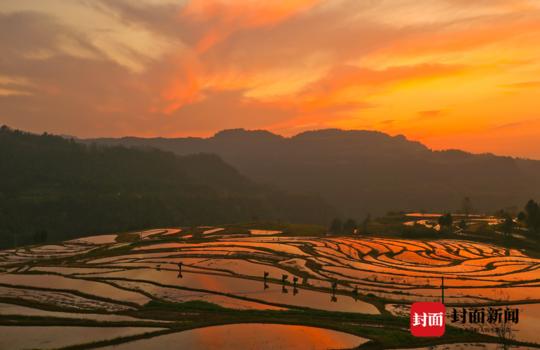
[1,0,540,158]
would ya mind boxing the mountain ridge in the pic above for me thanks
[89,127,540,161]
[84,128,540,217]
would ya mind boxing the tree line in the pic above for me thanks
[325,198,540,238]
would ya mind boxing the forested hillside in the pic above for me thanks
[0,126,333,248]
[88,128,540,217]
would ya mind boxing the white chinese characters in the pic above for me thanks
[412,312,444,327]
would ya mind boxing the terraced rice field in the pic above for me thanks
[98,323,369,350]
[1,227,539,349]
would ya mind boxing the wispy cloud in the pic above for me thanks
[417,110,445,120]
[500,81,540,89]
[1,0,540,157]
[491,118,540,130]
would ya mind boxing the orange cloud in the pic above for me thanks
[368,15,540,63]
[180,0,320,52]
[3,0,540,158]
[156,53,204,115]
[293,63,466,112]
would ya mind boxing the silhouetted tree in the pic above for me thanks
[329,218,343,235]
[501,213,515,237]
[343,218,357,235]
[462,197,473,217]
[361,214,371,235]
[458,220,467,231]
[524,199,540,234]
[438,213,453,232]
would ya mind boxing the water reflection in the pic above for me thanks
[0,326,163,350]
[99,324,369,350]
[96,269,379,313]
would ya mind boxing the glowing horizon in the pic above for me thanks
[1,0,540,159]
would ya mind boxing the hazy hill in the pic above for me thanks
[87,128,540,217]
[0,126,333,248]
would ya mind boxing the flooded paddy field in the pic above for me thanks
[0,326,165,350]
[1,227,539,349]
[99,323,369,350]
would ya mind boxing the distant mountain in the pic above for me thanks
[0,126,333,248]
[87,128,540,217]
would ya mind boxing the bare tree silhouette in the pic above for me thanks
[495,319,515,350]
[489,291,516,349]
